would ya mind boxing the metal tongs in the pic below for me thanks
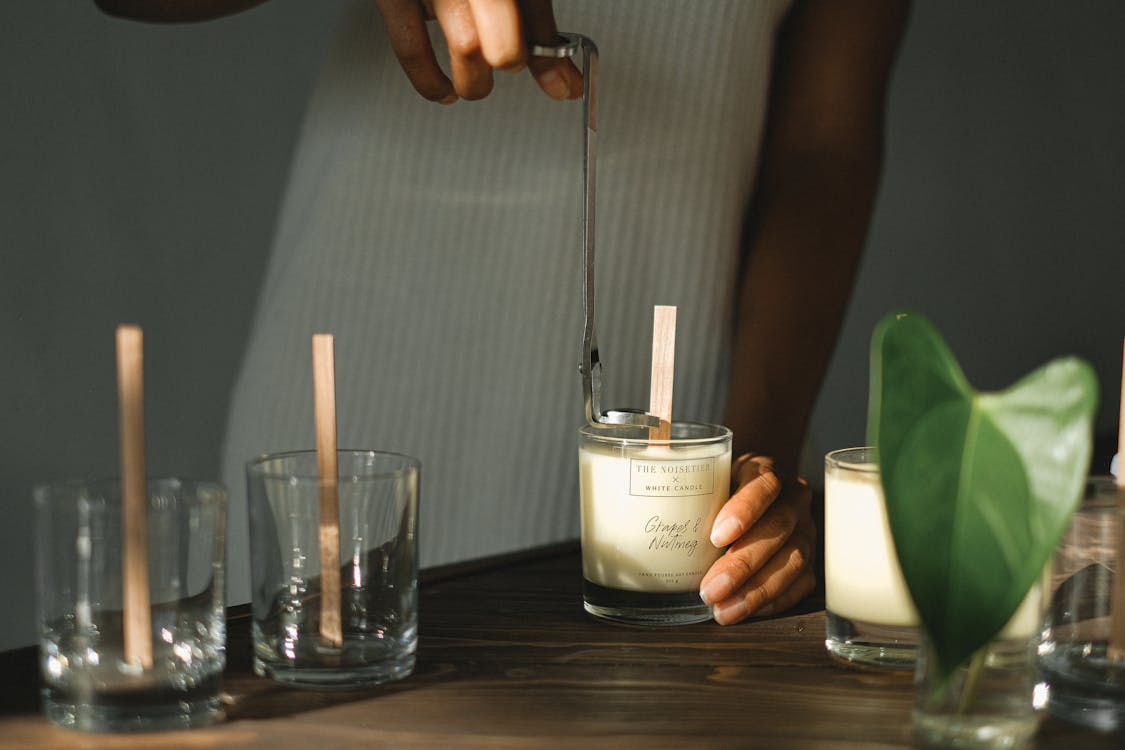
[531,33,659,432]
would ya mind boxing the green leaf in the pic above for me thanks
[868,311,1098,681]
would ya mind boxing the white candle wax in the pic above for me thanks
[825,461,919,627]
[825,457,1044,638]
[579,440,730,593]
[1000,580,1044,640]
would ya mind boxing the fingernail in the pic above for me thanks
[713,599,746,626]
[710,517,742,547]
[439,93,458,105]
[503,60,527,73]
[538,68,569,100]
[699,572,731,605]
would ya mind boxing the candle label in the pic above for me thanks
[643,515,705,561]
[629,458,715,497]
[580,445,730,593]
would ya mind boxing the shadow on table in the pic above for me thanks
[221,652,456,722]
[222,545,588,721]
[5,541,839,725]
[0,645,41,716]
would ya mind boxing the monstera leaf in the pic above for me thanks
[868,311,1097,682]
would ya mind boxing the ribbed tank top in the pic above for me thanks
[221,0,792,603]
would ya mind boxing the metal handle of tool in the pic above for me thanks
[531,33,659,431]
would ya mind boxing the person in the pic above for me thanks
[93,0,909,625]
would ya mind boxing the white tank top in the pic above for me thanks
[221,0,793,602]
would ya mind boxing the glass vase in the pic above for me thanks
[912,580,1046,749]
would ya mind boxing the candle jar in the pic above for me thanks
[578,421,731,625]
[912,579,1047,749]
[824,447,919,669]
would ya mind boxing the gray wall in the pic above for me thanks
[814,2,1125,458]
[2,1,1122,650]
[1,0,344,650]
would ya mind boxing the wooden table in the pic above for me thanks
[0,542,1119,749]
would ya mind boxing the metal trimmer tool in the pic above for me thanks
[531,33,659,432]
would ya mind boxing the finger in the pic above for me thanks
[699,493,799,605]
[782,477,813,531]
[527,56,581,99]
[753,567,817,619]
[711,531,815,626]
[433,0,494,100]
[520,0,582,99]
[468,0,526,70]
[709,458,783,548]
[794,487,817,565]
[374,0,457,103]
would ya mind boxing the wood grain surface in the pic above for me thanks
[0,542,1119,749]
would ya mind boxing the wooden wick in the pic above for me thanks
[1109,337,1125,661]
[116,325,152,669]
[312,333,343,647]
[648,306,677,442]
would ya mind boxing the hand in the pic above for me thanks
[373,0,583,102]
[699,454,817,625]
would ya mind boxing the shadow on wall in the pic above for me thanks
[0,1,344,650]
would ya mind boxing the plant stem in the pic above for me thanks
[958,646,989,715]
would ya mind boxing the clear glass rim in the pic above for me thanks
[245,448,420,481]
[33,478,227,508]
[825,446,877,474]
[1083,474,1123,509]
[578,420,731,448]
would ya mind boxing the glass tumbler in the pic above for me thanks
[1040,475,1125,732]
[246,449,419,689]
[35,479,227,732]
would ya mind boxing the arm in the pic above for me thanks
[93,0,270,22]
[700,0,910,625]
